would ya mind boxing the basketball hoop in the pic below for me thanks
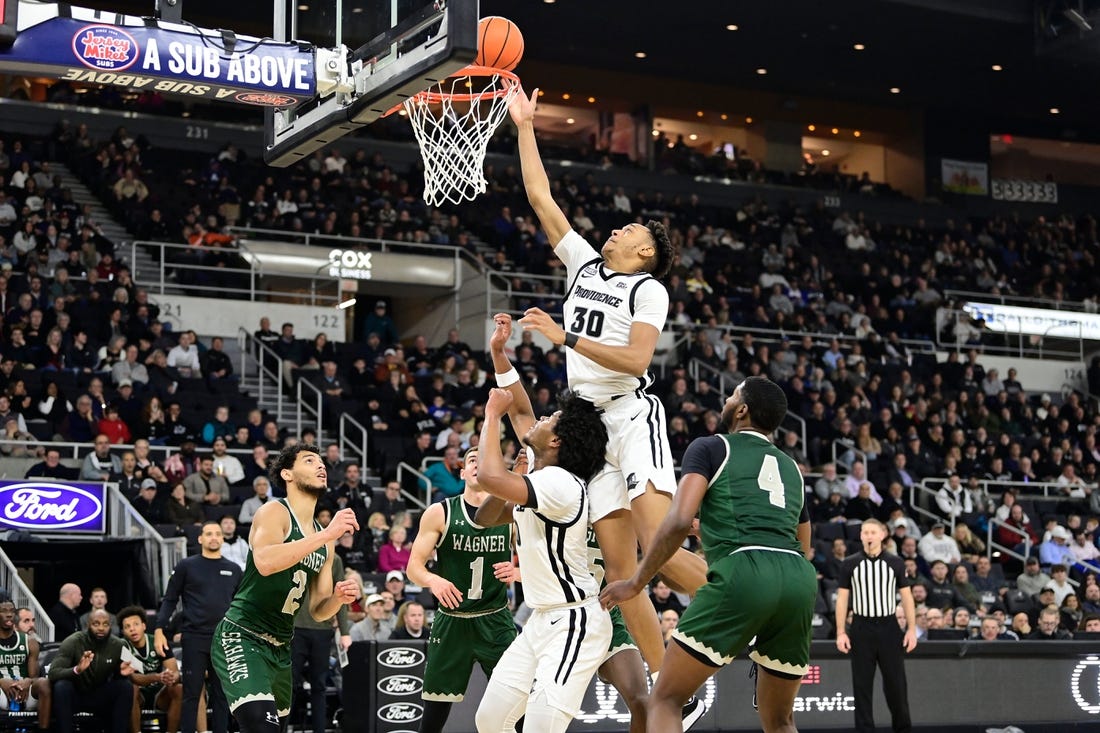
[400,65,521,206]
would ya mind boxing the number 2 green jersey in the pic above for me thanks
[434,496,511,614]
[224,498,328,645]
[0,631,29,679]
[681,431,805,562]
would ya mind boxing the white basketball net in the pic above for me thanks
[404,69,521,206]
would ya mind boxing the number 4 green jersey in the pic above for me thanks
[224,498,328,644]
[434,496,512,614]
[681,431,807,561]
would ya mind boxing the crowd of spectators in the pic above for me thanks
[0,120,1099,648]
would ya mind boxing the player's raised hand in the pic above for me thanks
[599,579,643,610]
[427,576,463,610]
[324,508,360,541]
[519,307,566,346]
[490,313,513,352]
[508,86,538,125]
[493,561,521,584]
[485,388,514,417]
[333,579,360,605]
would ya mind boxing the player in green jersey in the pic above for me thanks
[602,376,815,733]
[406,445,515,733]
[0,600,49,731]
[211,444,361,733]
[118,605,181,733]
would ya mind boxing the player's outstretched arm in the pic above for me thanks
[489,313,535,436]
[250,502,358,577]
[509,86,571,246]
[477,389,531,506]
[406,503,465,609]
[600,471,707,609]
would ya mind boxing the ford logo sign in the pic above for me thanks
[0,482,105,532]
[72,25,140,71]
[377,675,423,695]
[377,647,425,669]
[377,702,423,723]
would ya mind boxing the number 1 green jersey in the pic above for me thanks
[224,498,328,644]
[434,496,511,614]
[681,431,805,561]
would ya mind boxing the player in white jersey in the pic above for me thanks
[472,374,611,733]
[510,86,708,677]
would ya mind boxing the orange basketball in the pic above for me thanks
[476,16,524,71]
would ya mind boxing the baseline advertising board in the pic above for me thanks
[0,480,107,534]
[343,640,1100,732]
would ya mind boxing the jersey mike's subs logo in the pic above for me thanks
[377,647,425,669]
[235,92,296,107]
[0,482,105,531]
[377,675,423,695]
[73,25,139,71]
[376,702,423,723]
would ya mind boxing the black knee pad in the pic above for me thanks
[233,699,284,733]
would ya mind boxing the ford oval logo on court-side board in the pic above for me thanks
[0,483,105,530]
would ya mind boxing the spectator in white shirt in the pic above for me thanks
[918,521,962,565]
[167,331,202,378]
[935,474,976,525]
[211,437,245,485]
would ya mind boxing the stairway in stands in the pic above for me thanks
[50,161,162,285]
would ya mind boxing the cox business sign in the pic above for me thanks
[0,481,107,534]
[963,302,1100,341]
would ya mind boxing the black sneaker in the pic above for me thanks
[681,695,708,731]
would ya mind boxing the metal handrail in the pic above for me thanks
[295,377,324,440]
[783,411,808,455]
[945,288,1094,313]
[986,516,1032,565]
[339,414,370,474]
[832,441,866,471]
[0,439,257,466]
[909,482,952,532]
[396,461,431,510]
[0,547,54,642]
[105,484,186,595]
[238,327,285,421]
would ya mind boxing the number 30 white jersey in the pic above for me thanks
[557,230,669,403]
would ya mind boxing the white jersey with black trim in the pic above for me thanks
[513,464,599,609]
[557,230,669,403]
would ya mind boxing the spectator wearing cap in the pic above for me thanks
[361,300,398,347]
[1016,557,1051,598]
[917,521,961,565]
[349,594,393,642]
[382,570,407,610]
[132,478,166,524]
[1040,526,1076,568]
[373,346,410,385]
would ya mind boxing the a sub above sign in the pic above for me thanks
[0,481,107,534]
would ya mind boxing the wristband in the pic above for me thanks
[73,666,79,676]
[495,368,520,388]
[564,332,579,349]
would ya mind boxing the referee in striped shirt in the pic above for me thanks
[835,518,917,733]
